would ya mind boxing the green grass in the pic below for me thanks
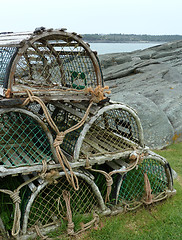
[53,142,182,240]
[1,142,182,239]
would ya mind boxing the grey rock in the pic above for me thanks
[100,40,182,149]
[111,93,174,149]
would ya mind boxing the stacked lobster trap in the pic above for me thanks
[0,27,176,239]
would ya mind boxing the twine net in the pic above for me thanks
[0,111,53,167]
[14,38,100,90]
[27,176,98,231]
[117,158,168,207]
[0,47,17,86]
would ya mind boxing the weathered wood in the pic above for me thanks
[68,101,101,116]
[83,137,106,154]
[0,93,90,107]
[0,149,135,177]
[84,132,117,152]
[74,102,144,160]
[0,150,12,166]
[52,102,84,119]
[0,98,24,107]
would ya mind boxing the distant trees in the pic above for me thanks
[82,34,182,43]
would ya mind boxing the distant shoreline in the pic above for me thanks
[85,40,164,43]
[82,34,182,43]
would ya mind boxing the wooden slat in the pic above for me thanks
[22,175,37,192]
[0,149,12,166]
[89,125,136,149]
[83,137,106,154]
[106,161,123,170]
[85,132,116,152]
[15,148,35,165]
[68,101,100,116]
[80,141,94,156]
[8,90,90,103]
[5,148,22,166]
[88,127,130,150]
[52,102,84,119]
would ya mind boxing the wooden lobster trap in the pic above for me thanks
[0,27,103,105]
[0,28,176,239]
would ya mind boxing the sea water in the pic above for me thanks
[89,42,164,55]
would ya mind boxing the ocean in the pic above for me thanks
[89,42,164,55]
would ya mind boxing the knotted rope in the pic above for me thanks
[143,172,153,205]
[0,189,21,237]
[21,89,95,190]
[84,85,111,103]
[62,190,74,235]
[0,160,48,237]
[85,150,142,203]
[62,190,100,236]
[85,159,113,203]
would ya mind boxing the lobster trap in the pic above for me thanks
[0,171,109,239]
[0,28,176,239]
[0,108,56,170]
[0,27,103,104]
[26,100,145,162]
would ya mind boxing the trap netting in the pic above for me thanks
[21,171,107,238]
[14,40,99,90]
[0,108,54,169]
[0,175,30,236]
[26,101,144,162]
[84,152,174,211]
[115,153,174,209]
[0,29,103,95]
[0,47,17,86]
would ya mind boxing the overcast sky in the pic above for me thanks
[0,0,182,35]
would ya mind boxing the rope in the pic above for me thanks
[85,158,113,203]
[35,225,49,240]
[0,161,48,237]
[84,85,111,103]
[62,190,100,236]
[62,190,74,235]
[142,172,168,205]
[142,172,153,205]
[85,151,141,203]
[0,189,21,237]
[21,89,97,190]
[76,212,99,235]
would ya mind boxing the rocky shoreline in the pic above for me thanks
[99,40,182,149]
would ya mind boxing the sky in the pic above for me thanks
[0,0,182,35]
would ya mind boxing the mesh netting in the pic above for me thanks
[117,158,168,204]
[0,175,30,232]
[0,47,17,86]
[80,108,140,158]
[26,102,83,156]
[14,39,98,89]
[52,106,83,155]
[26,104,141,158]
[92,164,119,203]
[0,111,53,167]
[26,176,98,230]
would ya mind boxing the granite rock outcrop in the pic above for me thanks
[99,41,182,149]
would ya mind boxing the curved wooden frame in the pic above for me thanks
[21,171,110,237]
[7,30,103,91]
[73,101,145,161]
[115,151,174,205]
[0,108,58,172]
